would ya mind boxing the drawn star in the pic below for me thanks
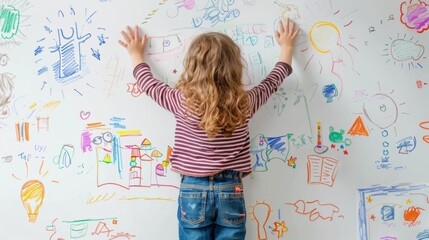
[331,143,336,148]
[287,156,297,168]
[173,69,177,74]
[370,214,376,221]
[367,196,373,203]
[343,150,349,155]
[406,199,412,204]
[272,221,288,238]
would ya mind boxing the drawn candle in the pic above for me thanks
[316,121,322,147]
[314,121,328,154]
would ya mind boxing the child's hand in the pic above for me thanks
[275,18,300,64]
[119,25,147,67]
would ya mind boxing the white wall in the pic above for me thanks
[0,0,428,239]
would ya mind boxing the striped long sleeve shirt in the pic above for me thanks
[133,62,292,177]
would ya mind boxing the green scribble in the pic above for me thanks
[0,5,20,39]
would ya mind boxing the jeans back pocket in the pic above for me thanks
[179,191,207,225]
[219,192,246,226]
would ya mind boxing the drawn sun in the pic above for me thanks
[359,82,408,131]
[297,0,359,99]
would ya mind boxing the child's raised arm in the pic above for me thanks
[275,18,300,65]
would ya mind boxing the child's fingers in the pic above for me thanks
[274,31,280,41]
[285,18,290,33]
[141,34,147,45]
[121,30,131,43]
[288,20,295,35]
[278,20,285,34]
[118,40,127,48]
[134,25,140,40]
[293,28,300,38]
[126,25,134,40]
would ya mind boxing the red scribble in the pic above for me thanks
[344,20,353,27]
[92,221,113,237]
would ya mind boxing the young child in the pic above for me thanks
[119,18,299,240]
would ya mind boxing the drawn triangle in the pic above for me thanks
[348,116,369,136]
[103,153,111,163]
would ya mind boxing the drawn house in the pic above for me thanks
[96,145,128,189]
[129,146,142,187]
[128,138,154,188]
[96,135,175,190]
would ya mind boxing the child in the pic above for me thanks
[119,18,299,240]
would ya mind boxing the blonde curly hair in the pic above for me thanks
[175,32,249,139]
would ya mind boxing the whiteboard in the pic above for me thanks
[0,0,428,239]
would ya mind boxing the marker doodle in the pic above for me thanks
[286,199,342,222]
[307,155,339,187]
[35,6,107,97]
[382,33,425,70]
[0,1,33,48]
[400,0,429,33]
[249,200,271,240]
[314,121,329,154]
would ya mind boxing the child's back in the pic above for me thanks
[119,18,299,240]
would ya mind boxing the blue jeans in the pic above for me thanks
[177,170,246,240]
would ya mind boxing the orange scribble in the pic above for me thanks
[272,220,288,238]
[15,122,30,142]
[420,121,429,130]
[25,122,29,141]
[86,122,106,129]
[403,206,424,223]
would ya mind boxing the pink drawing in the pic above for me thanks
[400,0,429,33]
[80,110,91,120]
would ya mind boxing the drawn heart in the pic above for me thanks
[80,111,91,120]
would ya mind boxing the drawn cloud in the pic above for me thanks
[400,0,429,33]
[391,39,425,61]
